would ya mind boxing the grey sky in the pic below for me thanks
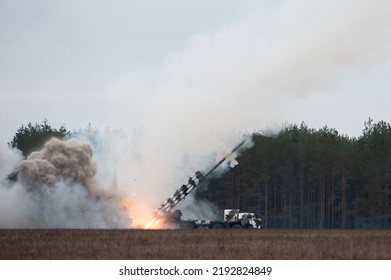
[1,0,391,146]
[0,0,256,142]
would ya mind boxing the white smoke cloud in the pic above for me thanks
[111,0,391,217]
[1,0,391,228]
[0,184,35,228]
[0,138,131,228]
[0,143,22,179]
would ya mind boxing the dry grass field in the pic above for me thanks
[0,229,390,260]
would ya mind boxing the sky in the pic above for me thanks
[1,0,391,227]
[0,0,256,144]
[1,0,391,146]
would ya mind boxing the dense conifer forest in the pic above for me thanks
[196,118,391,229]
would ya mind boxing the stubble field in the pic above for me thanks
[0,229,390,260]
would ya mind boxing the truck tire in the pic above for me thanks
[211,223,224,229]
[231,224,243,229]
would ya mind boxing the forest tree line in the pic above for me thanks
[8,119,391,229]
[196,118,391,229]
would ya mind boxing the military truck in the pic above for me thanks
[160,208,263,229]
[145,140,263,229]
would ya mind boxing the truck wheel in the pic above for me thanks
[212,223,224,229]
[231,224,243,229]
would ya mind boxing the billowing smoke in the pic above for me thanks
[110,0,391,220]
[1,0,391,227]
[18,138,97,191]
[0,143,22,180]
[0,138,131,228]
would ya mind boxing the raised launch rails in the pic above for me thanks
[146,139,246,228]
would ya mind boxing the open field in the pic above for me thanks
[0,229,390,260]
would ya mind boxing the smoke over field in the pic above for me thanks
[108,0,391,226]
[0,138,131,228]
[18,138,97,190]
[1,0,391,228]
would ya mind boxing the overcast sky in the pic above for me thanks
[1,0,391,146]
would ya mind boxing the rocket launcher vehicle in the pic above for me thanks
[145,139,247,228]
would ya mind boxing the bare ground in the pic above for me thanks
[0,229,390,260]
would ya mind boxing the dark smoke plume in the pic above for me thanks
[18,138,97,192]
[0,138,131,228]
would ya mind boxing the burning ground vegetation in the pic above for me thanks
[0,229,390,260]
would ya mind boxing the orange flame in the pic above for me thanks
[118,197,165,229]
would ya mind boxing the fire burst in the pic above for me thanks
[144,216,163,229]
[118,197,162,229]
[119,140,247,230]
